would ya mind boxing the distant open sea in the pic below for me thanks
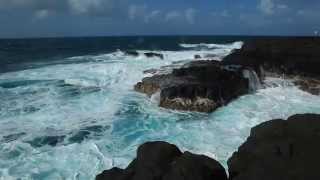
[1,36,320,180]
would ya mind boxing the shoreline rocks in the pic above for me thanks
[96,141,228,180]
[228,114,320,180]
[135,60,249,112]
[97,114,320,180]
[135,38,320,113]
[222,38,320,95]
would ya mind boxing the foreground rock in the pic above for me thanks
[135,61,249,112]
[96,141,228,180]
[223,38,320,94]
[228,114,320,180]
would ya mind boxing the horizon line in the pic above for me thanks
[0,34,319,40]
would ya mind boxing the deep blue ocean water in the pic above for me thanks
[0,36,320,180]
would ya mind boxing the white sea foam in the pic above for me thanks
[0,42,319,180]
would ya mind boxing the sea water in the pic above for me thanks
[0,36,319,180]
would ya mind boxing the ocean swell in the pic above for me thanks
[0,41,319,180]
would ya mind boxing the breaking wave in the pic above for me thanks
[0,41,319,180]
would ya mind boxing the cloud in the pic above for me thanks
[128,4,147,20]
[259,0,275,15]
[144,10,161,23]
[34,9,50,20]
[185,8,196,24]
[68,0,106,14]
[165,11,182,22]
[0,0,127,17]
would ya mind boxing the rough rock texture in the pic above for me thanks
[293,76,320,95]
[223,38,320,76]
[228,114,320,180]
[222,38,320,94]
[96,141,228,180]
[135,60,249,112]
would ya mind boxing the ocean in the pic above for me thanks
[0,36,320,180]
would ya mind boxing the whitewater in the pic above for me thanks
[0,41,320,180]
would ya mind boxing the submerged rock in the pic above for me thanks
[194,54,201,59]
[135,61,249,113]
[96,141,227,180]
[124,51,164,59]
[124,51,139,57]
[228,114,320,180]
[144,52,164,59]
[27,135,66,148]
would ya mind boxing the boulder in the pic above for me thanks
[228,114,320,180]
[96,141,227,180]
[135,60,249,112]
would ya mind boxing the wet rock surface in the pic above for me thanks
[96,141,228,180]
[222,38,320,94]
[228,114,320,180]
[135,60,249,112]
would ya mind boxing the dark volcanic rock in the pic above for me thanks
[194,54,202,59]
[124,51,164,59]
[222,38,320,94]
[96,141,227,180]
[163,152,228,180]
[144,52,164,59]
[223,38,320,77]
[135,60,249,113]
[228,114,320,180]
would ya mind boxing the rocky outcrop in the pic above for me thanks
[96,141,228,180]
[228,114,320,180]
[222,38,320,95]
[135,61,249,112]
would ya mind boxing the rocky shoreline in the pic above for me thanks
[97,114,320,180]
[97,38,320,179]
[135,38,320,112]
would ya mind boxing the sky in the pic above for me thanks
[0,0,319,38]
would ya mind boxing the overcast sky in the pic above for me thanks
[0,0,319,38]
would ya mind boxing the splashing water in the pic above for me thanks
[242,69,263,92]
[0,42,320,180]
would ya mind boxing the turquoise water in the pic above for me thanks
[0,38,320,179]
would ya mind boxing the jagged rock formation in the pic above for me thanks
[96,141,228,180]
[135,61,249,112]
[223,38,320,95]
[228,114,320,180]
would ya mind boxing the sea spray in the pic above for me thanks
[0,40,319,180]
[242,69,262,92]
